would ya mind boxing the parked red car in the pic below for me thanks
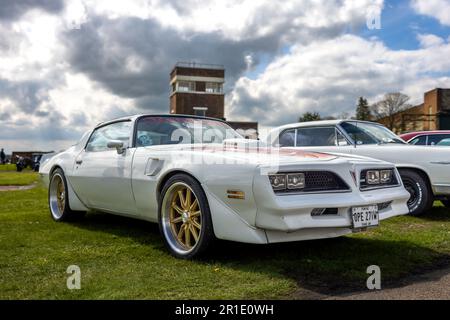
[400,131,450,146]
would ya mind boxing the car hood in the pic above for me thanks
[148,144,385,166]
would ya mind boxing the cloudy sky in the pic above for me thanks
[0,0,450,152]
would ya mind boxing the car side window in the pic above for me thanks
[428,134,450,146]
[86,121,131,152]
[279,129,296,147]
[296,127,338,147]
[410,136,427,145]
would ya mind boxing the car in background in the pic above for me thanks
[40,114,409,259]
[32,152,56,172]
[400,131,450,146]
[267,120,450,216]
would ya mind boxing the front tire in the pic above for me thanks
[399,169,433,216]
[158,174,215,259]
[49,168,85,221]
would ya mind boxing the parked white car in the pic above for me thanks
[40,115,409,258]
[267,120,450,216]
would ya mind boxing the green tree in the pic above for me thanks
[355,97,372,121]
[299,112,321,122]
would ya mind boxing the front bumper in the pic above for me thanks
[253,164,410,234]
[254,187,409,233]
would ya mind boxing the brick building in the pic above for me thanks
[378,88,450,134]
[170,62,225,119]
[169,62,258,138]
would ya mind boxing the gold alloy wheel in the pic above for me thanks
[49,173,66,220]
[56,177,65,213]
[168,185,202,249]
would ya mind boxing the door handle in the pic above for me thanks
[75,159,83,165]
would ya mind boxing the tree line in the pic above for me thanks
[298,92,411,131]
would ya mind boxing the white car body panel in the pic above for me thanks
[267,120,450,197]
[40,115,410,244]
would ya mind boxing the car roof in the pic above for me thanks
[273,119,381,131]
[95,114,227,128]
[400,130,450,136]
[399,130,450,141]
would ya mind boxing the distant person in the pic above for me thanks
[0,148,5,165]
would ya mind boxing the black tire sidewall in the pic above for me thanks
[399,169,433,216]
[158,174,215,259]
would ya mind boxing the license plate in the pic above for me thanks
[351,205,379,229]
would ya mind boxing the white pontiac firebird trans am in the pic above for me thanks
[40,115,410,259]
[267,120,450,217]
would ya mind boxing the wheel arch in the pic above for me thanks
[397,166,434,195]
[49,165,88,212]
[157,170,203,201]
[50,164,63,176]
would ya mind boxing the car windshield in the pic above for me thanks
[437,138,450,146]
[136,116,242,147]
[340,121,405,145]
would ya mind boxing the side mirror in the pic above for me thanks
[107,140,126,154]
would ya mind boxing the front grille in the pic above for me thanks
[275,171,350,194]
[303,171,349,192]
[311,208,339,216]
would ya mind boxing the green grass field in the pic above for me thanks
[0,171,39,186]
[0,171,449,299]
[0,164,17,171]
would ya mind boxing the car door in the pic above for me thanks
[278,126,355,155]
[70,120,137,215]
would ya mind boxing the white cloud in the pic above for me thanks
[417,33,445,47]
[2,0,450,153]
[227,34,450,126]
[411,0,450,26]
[82,0,383,41]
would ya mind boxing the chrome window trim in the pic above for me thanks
[278,125,352,147]
[336,123,355,146]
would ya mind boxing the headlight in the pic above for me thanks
[360,168,398,190]
[269,174,287,191]
[366,170,380,185]
[269,173,305,191]
[287,173,305,190]
[366,170,393,185]
[380,170,392,183]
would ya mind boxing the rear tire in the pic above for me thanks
[158,174,215,259]
[399,169,433,216]
[48,168,85,221]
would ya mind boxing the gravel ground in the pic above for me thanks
[0,184,36,192]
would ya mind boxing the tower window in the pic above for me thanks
[205,82,223,93]
[177,81,195,92]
